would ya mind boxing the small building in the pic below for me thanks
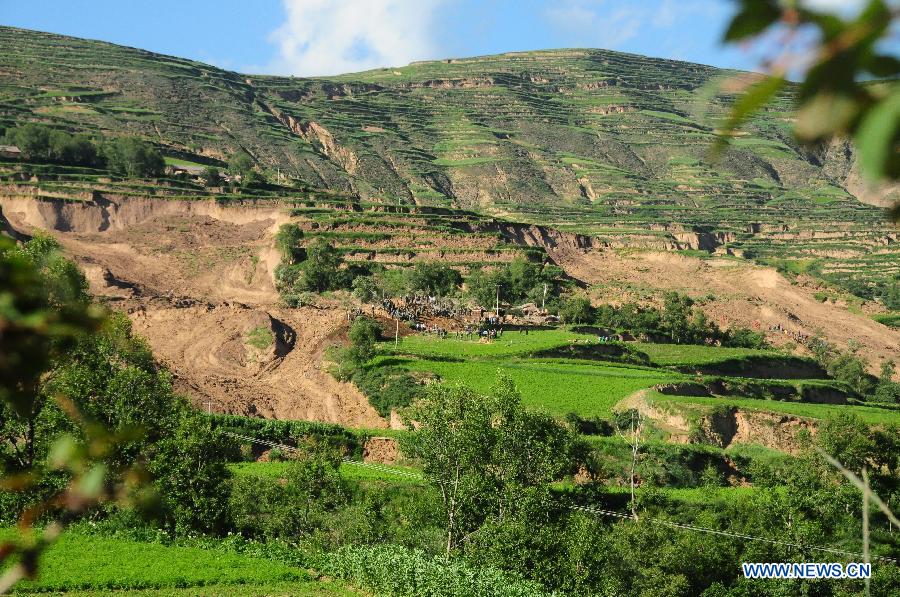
[0,145,22,158]
[166,163,206,178]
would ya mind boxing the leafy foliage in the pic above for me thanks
[401,375,588,555]
[104,137,165,177]
[722,0,900,217]
[325,543,549,597]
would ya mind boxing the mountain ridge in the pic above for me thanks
[1,26,896,297]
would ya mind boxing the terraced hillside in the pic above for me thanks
[1,26,897,298]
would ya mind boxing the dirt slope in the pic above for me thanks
[547,244,900,370]
[0,195,386,428]
[2,192,897,425]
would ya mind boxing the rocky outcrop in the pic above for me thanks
[496,222,595,250]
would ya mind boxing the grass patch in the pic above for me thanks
[246,326,274,350]
[2,529,314,593]
[386,357,675,418]
[650,391,900,425]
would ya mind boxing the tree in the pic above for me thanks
[827,348,874,396]
[407,263,461,296]
[872,360,900,403]
[274,223,304,264]
[202,166,222,187]
[402,376,586,556]
[104,137,164,177]
[352,276,377,302]
[465,267,502,309]
[662,292,694,344]
[229,443,348,540]
[299,237,343,292]
[558,296,594,324]
[346,316,380,366]
[7,124,51,161]
[148,414,232,535]
[228,152,262,186]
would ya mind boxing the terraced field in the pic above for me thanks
[373,329,894,429]
[1,26,896,297]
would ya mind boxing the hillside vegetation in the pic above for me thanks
[0,26,897,301]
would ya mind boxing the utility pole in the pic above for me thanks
[206,401,213,415]
[542,283,548,313]
[495,284,500,319]
[395,317,400,348]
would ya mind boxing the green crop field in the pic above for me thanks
[0,529,348,595]
[636,343,782,366]
[229,461,424,484]
[380,356,677,418]
[649,391,900,425]
[384,328,597,360]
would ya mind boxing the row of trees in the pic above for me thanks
[215,374,900,595]
[4,124,166,177]
[558,292,768,348]
[809,337,900,402]
[274,225,565,310]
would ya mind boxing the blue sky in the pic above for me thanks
[0,0,870,77]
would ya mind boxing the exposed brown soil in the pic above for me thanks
[0,195,386,428]
[2,193,898,427]
[362,436,402,465]
[547,244,900,372]
[617,390,815,454]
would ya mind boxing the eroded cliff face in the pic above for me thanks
[0,193,386,428]
[616,391,815,455]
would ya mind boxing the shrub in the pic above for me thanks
[558,296,594,324]
[353,367,423,417]
[346,316,381,366]
[274,224,304,264]
[229,448,348,541]
[104,137,164,177]
[408,262,461,296]
[325,544,549,597]
[147,416,232,535]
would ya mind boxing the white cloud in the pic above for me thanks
[544,1,643,49]
[268,0,444,76]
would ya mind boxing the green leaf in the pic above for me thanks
[867,55,900,78]
[855,87,900,183]
[77,463,107,499]
[48,434,78,469]
[724,0,782,41]
[795,92,861,140]
[714,75,785,152]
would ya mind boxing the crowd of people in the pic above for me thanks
[769,323,810,343]
[381,294,471,324]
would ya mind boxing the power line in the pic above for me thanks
[570,505,898,564]
[222,431,898,564]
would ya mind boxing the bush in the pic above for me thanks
[274,224,304,264]
[325,544,549,597]
[229,448,348,541]
[346,316,381,366]
[408,263,461,296]
[104,137,164,177]
[466,258,562,309]
[558,296,594,324]
[353,367,423,417]
[147,416,232,535]
[5,123,102,167]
